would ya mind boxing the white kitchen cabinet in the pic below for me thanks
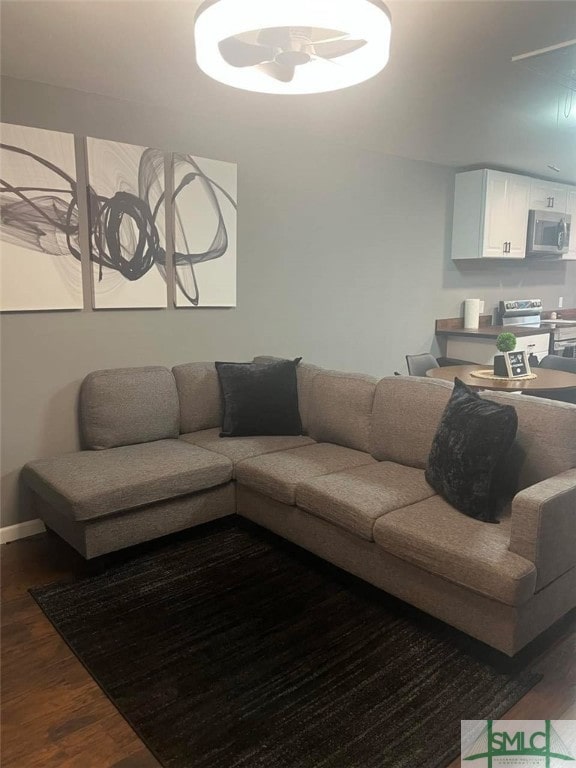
[452,170,531,259]
[565,189,576,261]
[529,181,568,212]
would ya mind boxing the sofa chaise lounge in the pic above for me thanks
[23,358,576,656]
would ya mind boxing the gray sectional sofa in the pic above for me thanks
[23,358,576,656]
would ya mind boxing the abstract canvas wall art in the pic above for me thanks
[86,138,168,308]
[171,153,237,307]
[1,127,238,312]
[0,123,83,311]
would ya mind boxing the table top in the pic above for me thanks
[426,365,576,392]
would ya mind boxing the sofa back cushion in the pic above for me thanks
[172,362,222,433]
[81,366,180,450]
[481,392,576,489]
[370,377,454,467]
[307,370,377,453]
[253,356,322,434]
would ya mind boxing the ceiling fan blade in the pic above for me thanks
[311,34,351,45]
[219,37,274,67]
[307,27,347,43]
[258,61,296,83]
[257,27,351,48]
[257,27,292,48]
[314,39,367,59]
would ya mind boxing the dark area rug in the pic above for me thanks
[31,520,540,768]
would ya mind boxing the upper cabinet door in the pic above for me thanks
[483,172,513,257]
[506,176,532,258]
[482,171,530,259]
[529,181,568,212]
[565,190,576,261]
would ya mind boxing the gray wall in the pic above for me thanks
[1,76,575,527]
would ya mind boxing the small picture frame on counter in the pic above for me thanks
[503,350,531,378]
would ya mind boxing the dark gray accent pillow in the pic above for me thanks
[425,378,518,523]
[215,359,303,437]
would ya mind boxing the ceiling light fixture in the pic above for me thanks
[194,0,392,95]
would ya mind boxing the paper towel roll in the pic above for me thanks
[464,298,481,329]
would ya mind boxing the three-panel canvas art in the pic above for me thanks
[0,124,237,311]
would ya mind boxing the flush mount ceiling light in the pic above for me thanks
[194,0,392,95]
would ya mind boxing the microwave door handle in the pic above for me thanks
[558,219,567,250]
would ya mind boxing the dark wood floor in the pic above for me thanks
[1,533,575,768]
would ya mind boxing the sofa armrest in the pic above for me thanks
[509,468,576,591]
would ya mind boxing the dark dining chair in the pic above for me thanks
[535,355,576,404]
[538,355,576,373]
[405,353,439,377]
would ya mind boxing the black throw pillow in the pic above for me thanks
[425,378,518,523]
[215,358,303,437]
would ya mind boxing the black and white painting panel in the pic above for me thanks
[86,138,167,309]
[0,123,83,311]
[172,153,237,307]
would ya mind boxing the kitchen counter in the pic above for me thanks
[435,314,553,365]
[435,310,576,365]
[435,310,576,338]
[435,323,554,338]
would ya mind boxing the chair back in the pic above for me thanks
[405,353,439,377]
[538,355,576,373]
[535,355,576,404]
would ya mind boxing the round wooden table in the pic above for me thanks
[426,364,576,392]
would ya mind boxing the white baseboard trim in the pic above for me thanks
[1,519,46,544]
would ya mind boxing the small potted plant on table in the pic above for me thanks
[494,332,517,376]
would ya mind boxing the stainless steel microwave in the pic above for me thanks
[526,209,571,258]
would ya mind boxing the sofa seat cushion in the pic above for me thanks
[180,429,316,474]
[296,462,437,541]
[23,440,233,522]
[373,496,536,606]
[236,443,376,506]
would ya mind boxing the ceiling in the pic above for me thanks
[2,0,576,180]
